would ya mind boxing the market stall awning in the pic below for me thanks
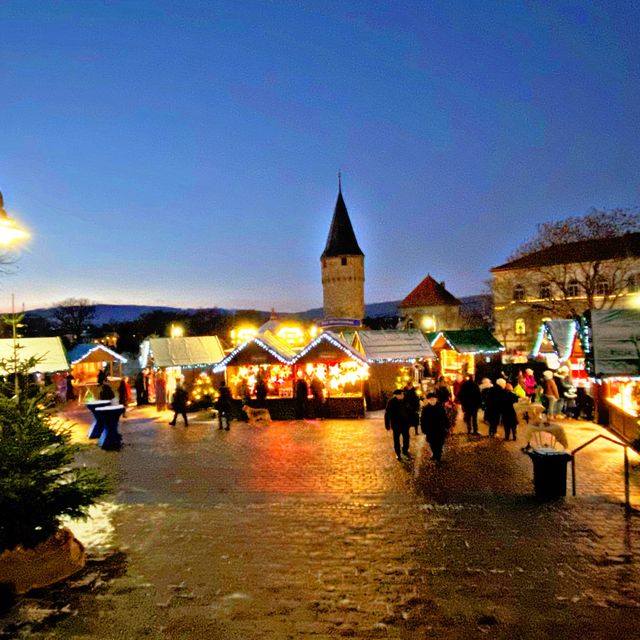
[214,332,296,371]
[141,336,225,369]
[352,329,435,362]
[0,337,69,373]
[292,331,368,365]
[427,329,504,354]
[67,343,127,365]
[531,319,580,361]
[588,309,640,378]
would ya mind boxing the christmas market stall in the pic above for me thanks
[139,336,226,408]
[427,328,504,382]
[290,331,369,418]
[530,319,588,379]
[66,343,127,402]
[213,332,297,419]
[0,337,69,399]
[585,309,640,441]
[351,329,436,410]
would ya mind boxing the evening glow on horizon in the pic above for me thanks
[0,1,638,313]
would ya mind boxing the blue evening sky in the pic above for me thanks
[1,0,638,313]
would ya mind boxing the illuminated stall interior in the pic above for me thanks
[139,336,226,405]
[291,331,369,418]
[67,343,127,401]
[531,319,587,378]
[428,328,503,380]
[586,309,640,441]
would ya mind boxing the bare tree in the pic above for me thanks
[50,298,97,345]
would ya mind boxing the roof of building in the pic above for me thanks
[0,337,69,373]
[291,331,367,365]
[589,309,640,378]
[352,329,435,362]
[67,343,127,365]
[427,328,504,354]
[399,274,461,308]
[531,319,580,361]
[214,333,297,371]
[321,188,364,258]
[491,232,640,272]
[142,336,225,368]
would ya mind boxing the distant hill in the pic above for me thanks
[26,296,489,326]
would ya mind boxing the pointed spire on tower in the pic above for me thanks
[321,179,364,258]
[338,170,342,193]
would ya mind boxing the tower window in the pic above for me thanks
[341,257,347,266]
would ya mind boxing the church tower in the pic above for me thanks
[321,180,365,323]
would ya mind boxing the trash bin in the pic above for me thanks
[526,448,573,499]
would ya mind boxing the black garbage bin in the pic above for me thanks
[526,449,573,499]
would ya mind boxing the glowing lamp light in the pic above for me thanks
[421,315,436,331]
[276,325,305,346]
[0,192,29,247]
[170,323,184,338]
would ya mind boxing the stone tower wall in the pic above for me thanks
[322,255,365,320]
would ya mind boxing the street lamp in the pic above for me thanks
[0,191,29,246]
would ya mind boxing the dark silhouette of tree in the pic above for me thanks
[50,298,97,346]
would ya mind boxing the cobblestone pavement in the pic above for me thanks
[3,406,640,639]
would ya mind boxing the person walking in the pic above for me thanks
[484,380,502,436]
[542,370,560,421]
[255,370,268,408]
[65,372,76,402]
[435,376,451,404]
[294,375,309,420]
[215,381,233,430]
[155,372,167,412]
[457,375,482,435]
[169,380,189,427]
[496,378,518,441]
[384,388,411,461]
[118,376,131,416]
[403,380,421,435]
[420,392,450,462]
[99,380,115,402]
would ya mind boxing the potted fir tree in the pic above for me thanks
[0,353,110,595]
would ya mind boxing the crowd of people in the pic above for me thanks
[384,366,595,464]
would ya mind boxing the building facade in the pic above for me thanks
[491,233,640,352]
[399,274,462,332]
[321,185,365,322]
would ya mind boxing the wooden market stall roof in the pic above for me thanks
[291,331,367,365]
[140,336,225,369]
[588,309,640,379]
[67,343,127,365]
[214,332,297,372]
[427,328,504,354]
[0,337,69,374]
[531,319,584,362]
[352,329,435,362]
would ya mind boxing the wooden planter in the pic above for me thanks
[0,527,86,594]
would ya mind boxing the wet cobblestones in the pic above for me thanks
[3,407,640,638]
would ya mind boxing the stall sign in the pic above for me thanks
[317,318,362,328]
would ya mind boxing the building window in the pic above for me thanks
[341,257,347,266]
[515,318,526,335]
[628,274,639,293]
[596,277,610,296]
[567,279,579,297]
[539,282,551,299]
[512,285,525,301]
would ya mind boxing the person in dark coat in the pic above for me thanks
[294,375,309,420]
[421,392,450,462]
[403,380,421,434]
[457,375,482,435]
[135,371,146,406]
[215,381,233,430]
[169,380,189,427]
[255,370,268,408]
[97,366,108,386]
[496,378,518,441]
[99,381,115,401]
[309,375,324,420]
[65,372,76,402]
[384,388,411,461]
[483,381,502,437]
[435,376,451,404]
